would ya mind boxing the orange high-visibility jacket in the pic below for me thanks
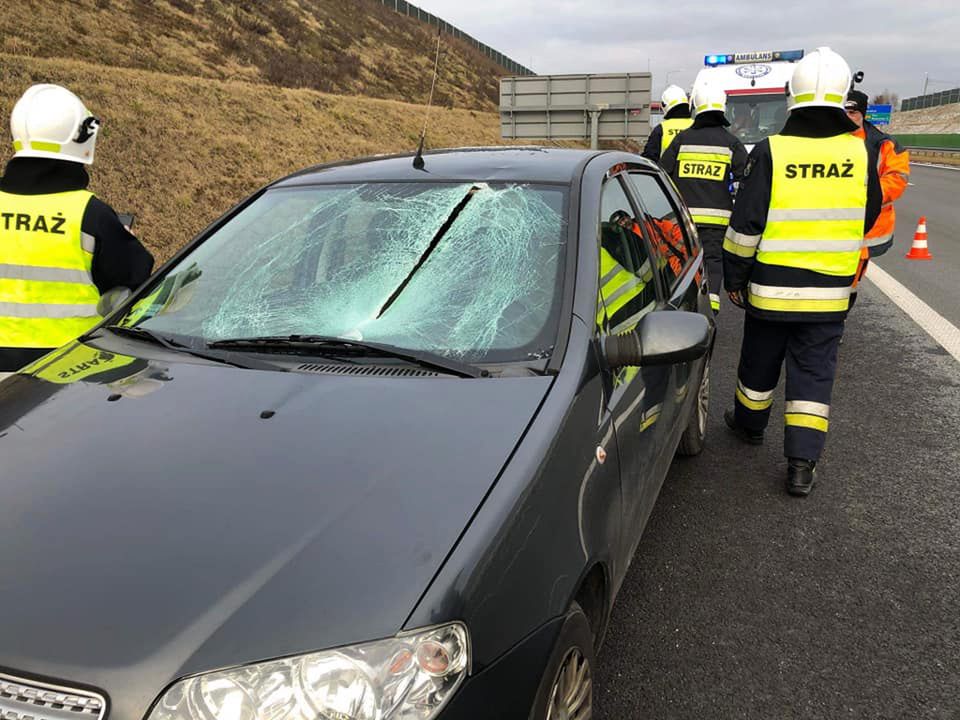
[856,123,910,256]
[852,123,910,287]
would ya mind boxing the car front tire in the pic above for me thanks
[676,355,710,457]
[530,602,595,720]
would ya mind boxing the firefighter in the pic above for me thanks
[0,84,153,376]
[661,82,748,314]
[845,89,910,303]
[721,47,882,496]
[642,85,693,164]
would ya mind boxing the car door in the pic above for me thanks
[626,170,709,441]
[595,171,672,562]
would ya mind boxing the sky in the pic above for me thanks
[411,0,960,103]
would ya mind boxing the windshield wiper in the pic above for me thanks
[101,325,275,370]
[207,335,487,378]
[376,184,480,319]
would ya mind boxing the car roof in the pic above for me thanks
[272,146,614,187]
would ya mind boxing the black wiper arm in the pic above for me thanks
[376,185,480,319]
[208,335,487,378]
[102,325,273,370]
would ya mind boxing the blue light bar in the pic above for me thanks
[704,50,805,66]
[704,54,735,66]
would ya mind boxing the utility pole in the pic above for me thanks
[922,72,929,96]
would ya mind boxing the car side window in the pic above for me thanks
[597,177,657,335]
[627,172,696,290]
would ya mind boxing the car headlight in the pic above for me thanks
[147,623,469,720]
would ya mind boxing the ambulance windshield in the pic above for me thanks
[728,94,789,145]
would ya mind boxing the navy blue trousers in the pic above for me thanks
[698,225,724,313]
[733,314,844,461]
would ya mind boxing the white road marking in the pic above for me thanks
[910,162,960,171]
[866,263,960,364]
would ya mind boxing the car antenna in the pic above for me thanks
[413,26,443,171]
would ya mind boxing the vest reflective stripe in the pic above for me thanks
[747,282,851,312]
[689,207,732,226]
[0,301,99,318]
[723,227,761,257]
[0,263,94,284]
[758,239,862,253]
[0,190,100,348]
[660,118,694,153]
[678,144,733,159]
[865,231,893,247]
[758,134,867,278]
[767,208,864,221]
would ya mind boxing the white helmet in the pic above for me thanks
[690,82,727,117]
[787,47,852,111]
[661,85,689,113]
[10,84,100,165]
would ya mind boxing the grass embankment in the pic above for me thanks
[0,0,504,110]
[0,54,511,262]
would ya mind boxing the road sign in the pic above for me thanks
[500,73,652,148]
[867,104,893,125]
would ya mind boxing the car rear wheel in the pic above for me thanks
[676,355,710,457]
[531,602,595,720]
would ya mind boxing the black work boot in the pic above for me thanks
[724,409,763,445]
[787,458,817,496]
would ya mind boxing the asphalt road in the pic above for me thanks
[873,163,960,326]
[593,169,960,718]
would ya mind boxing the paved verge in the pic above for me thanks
[595,283,960,719]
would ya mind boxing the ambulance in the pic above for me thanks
[693,49,805,150]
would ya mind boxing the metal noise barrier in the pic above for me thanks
[376,0,534,76]
[901,88,960,112]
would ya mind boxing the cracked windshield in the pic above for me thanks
[119,182,568,363]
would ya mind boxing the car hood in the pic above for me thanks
[0,342,551,720]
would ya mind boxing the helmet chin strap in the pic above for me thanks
[75,116,100,143]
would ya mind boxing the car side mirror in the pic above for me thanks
[604,310,711,369]
[97,287,132,317]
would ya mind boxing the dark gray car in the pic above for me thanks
[0,148,713,720]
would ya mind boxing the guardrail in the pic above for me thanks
[905,146,960,164]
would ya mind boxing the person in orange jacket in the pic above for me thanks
[845,90,910,298]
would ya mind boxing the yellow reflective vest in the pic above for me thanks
[730,134,868,319]
[597,242,655,335]
[0,190,101,349]
[26,342,139,384]
[660,118,694,155]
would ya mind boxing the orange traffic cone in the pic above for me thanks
[905,217,932,260]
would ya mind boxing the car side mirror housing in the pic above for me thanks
[604,310,712,369]
[97,287,132,317]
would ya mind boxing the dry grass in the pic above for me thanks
[0,54,519,262]
[0,0,507,110]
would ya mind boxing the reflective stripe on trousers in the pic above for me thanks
[733,314,843,461]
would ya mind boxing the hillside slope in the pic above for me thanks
[0,54,513,261]
[1,0,504,110]
[889,104,960,134]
